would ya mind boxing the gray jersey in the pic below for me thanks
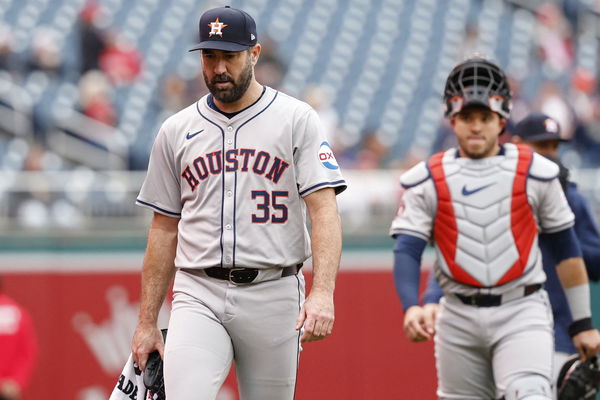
[390,144,574,296]
[137,86,346,270]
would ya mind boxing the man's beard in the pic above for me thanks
[463,148,489,159]
[460,137,498,159]
[204,57,253,104]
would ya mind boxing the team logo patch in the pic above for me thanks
[544,117,559,133]
[446,95,463,114]
[488,95,508,113]
[208,17,227,37]
[461,182,495,196]
[186,129,204,140]
[318,141,339,170]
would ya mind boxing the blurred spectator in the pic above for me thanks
[188,73,209,102]
[390,146,428,171]
[25,28,64,78]
[22,143,46,172]
[572,97,600,167]
[560,0,583,32]
[506,76,530,125]
[15,143,53,229]
[353,130,389,170]
[303,84,339,142]
[254,37,285,89]
[534,2,574,77]
[79,1,107,74]
[78,70,116,126]
[537,81,575,140]
[0,26,17,77]
[13,144,82,229]
[160,74,190,113]
[99,32,141,85]
[431,119,456,155]
[0,277,38,400]
[569,67,596,124]
[459,23,480,60]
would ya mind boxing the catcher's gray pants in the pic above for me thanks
[164,268,305,400]
[435,289,554,399]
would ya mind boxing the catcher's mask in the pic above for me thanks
[443,57,512,120]
[557,355,600,400]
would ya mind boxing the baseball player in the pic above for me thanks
[390,56,600,399]
[512,113,600,379]
[131,6,346,400]
[419,112,600,397]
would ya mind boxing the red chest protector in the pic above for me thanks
[428,144,538,287]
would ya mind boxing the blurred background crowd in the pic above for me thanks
[2,1,600,397]
[1,0,600,236]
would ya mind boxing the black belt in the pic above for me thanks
[455,284,542,307]
[204,264,302,285]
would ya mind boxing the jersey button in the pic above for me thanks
[226,139,233,145]
[225,256,232,263]
[227,191,233,197]
[227,126,233,131]
[225,224,232,230]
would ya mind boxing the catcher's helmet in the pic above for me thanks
[557,355,600,400]
[443,57,512,119]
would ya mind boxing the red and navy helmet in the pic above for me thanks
[443,57,512,119]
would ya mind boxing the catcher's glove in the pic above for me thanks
[557,355,600,400]
[144,329,167,400]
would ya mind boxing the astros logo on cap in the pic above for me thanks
[544,117,558,133]
[208,17,227,37]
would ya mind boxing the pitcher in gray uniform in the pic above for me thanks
[130,6,346,400]
[390,57,600,399]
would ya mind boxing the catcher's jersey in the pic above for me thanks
[137,86,346,269]
[390,143,574,295]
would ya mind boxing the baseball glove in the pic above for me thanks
[557,355,600,400]
[143,329,168,400]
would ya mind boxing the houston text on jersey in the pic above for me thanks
[181,148,290,191]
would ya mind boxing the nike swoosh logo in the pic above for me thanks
[186,130,204,140]
[461,183,495,196]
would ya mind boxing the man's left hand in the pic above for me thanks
[296,289,335,343]
[573,329,600,360]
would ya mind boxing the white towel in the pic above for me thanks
[109,353,156,400]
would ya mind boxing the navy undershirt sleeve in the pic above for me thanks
[393,234,427,311]
[423,271,443,304]
[569,189,600,281]
[542,227,582,266]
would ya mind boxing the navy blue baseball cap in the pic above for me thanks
[189,6,257,52]
[513,113,567,142]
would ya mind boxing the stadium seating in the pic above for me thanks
[0,0,597,166]
[0,0,599,227]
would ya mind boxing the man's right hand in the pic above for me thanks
[403,303,439,342]
[132,322,164,371]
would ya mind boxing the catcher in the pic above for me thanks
[390,56,600,399]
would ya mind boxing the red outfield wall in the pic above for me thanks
[2,264,436,400]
